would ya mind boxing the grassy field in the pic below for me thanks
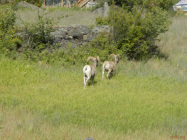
[15,7,99,27]
[0,7,187,140]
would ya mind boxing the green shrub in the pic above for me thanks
[97,6,171,60]
[80,33,121,62]
[96,17,109,25]
[19,13,54,61]
[22,14,53,48]
[114,0,178,11]
[0,4,18,57]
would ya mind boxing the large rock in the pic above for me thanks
[93,7,104,16]
[103,2,109,17]
[50,25,110,48]
[15,1,42,11]
[92,25,110,35]
[93,2,109,17]
[45,0,77,6]
[15,25,110,48]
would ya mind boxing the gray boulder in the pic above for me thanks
[92,25,110,36]
[103,2,109,17]
[93,7,104,16]
[93,2,109,17]
[50,25,110,48]
[15,1,42,11]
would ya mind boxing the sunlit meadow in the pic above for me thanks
[0,7,187,140]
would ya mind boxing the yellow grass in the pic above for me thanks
[15,7,99,27]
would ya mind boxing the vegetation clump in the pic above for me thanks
[0,4,19,59]
[109,6,170,60]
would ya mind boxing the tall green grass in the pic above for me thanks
[0,57,186,139]
[0,15,187,140]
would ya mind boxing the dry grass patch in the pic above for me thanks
[15,7,100,27]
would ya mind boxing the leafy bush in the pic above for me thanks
[96,6,171,60]
[76,33,121,62]
[0,4,21,58]
[96,17,109,25]
[114,0,178,11]
[0,5,53,62]
[19,13,54,61]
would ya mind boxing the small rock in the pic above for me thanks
[83,35,88,40]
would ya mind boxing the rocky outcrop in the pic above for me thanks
[93,2,109,17]
[15,1,43,11]
[50,25,110,48]
[16,25,110,48]
[103,2,109,17]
